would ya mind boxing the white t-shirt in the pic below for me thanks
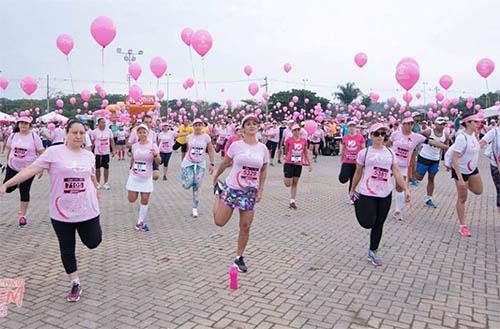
[481,127,500,168]
[452,132,480,174]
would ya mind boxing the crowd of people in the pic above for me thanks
[0,109,499,302]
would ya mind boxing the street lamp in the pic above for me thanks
[164,73,172,115]
[116,48,144,88]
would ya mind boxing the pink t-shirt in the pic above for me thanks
[185,133,211,163]
[116,131,127,142]
[51,127,66,144]
[356,147,396,198]
[7,132,44,171]
[390,131,426,168]
[224,135,241,155]
[342,134,365,164]
[284,137,308,166]
[91,128,113,155]
[157,131,175,153]
[130,142,159,178]
[265,127,280,143]
[216,127,231,144]
[309,129,324,143]
[225,140,269,190]
[33,145,99,223]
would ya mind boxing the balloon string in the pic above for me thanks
[66,56,75,93]
[189,47,199,98]
[202,57,208,104]
[101,48,105,85]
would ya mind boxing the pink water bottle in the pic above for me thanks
[229,265,238,289]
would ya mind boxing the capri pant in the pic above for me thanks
[3,166,35,202]
[353,193,392,251]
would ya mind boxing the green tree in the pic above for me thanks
[334,82,361,105]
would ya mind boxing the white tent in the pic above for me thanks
[36,111,69,123]
[483,105,499,118]
[0,111,15,122]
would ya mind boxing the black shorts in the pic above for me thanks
[160,152,172,166]
[116,140,126,145]
[173,142,187,153]
[451,167,479,182]
[283,163,303,178]
[95,154,110,169]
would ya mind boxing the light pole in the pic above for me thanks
[116,48,144,88]
[164,73,172,117]
[302,79,308,109]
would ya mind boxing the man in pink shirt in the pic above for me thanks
[90,118,116,190]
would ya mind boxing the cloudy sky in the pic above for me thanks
[0,0,498,105]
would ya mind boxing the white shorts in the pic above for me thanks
[126,174,154,193]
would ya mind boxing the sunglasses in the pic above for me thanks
[372,131,387,137]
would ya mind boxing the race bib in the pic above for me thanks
[371,167,389,182]
[217,136,226,144]
[13,147,27,158]
[241,166,259,181]
[161,141,170,149]
[133,161,147,173]
[190,147,204,156]
[346,152,357,160]
[63,177,86,194]
[395,147,409,159]
[291,155,302,163]
[99,138,109,146]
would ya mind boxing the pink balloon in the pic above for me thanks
[47,123,55,131]
[397,57,420,69]
[102,99,109,107]
[69,97,76,105]
[56,34,74,56]
[476,58,495,79]
[0,77,9,90]
[248,83,259,96]
[56,99,64,108]
[180,28,194,46]
[439,75,453,90]
[354,52,368,68]
[435,93,444,102]
[370,93,380,103]
[243,65,253,77]
[176,100,182,107]
[150,56,167,79]
[94,84,102,92]
[156,90,164,100]
[20,77,37,96]
[283,63,292,73]
[452,98,459,106]
[90,16,116,48]
[303,120,317,134]
[83,102,89,108]
[226,99,232,107]
[466,102,473,109]
[186,78,195,88]
[316,115,324,123]
[415,92,421,99]
[129,84,143,103]
[292,96,299,103]
[395,59,420,91]
[129,63,142,81]
[262,91,269,101]
[182,82,188,90]
[304,98,309,104]
[390,97,397,106]
[80,90,90,102]
[191,30,213,57]
[76,108,81,114]
[99,90,106,99]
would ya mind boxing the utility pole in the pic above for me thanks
[165,73,172,118]
[46,74,50,113]
[261,76,269,115]
[116,48,144,88]
[422,82,428,106]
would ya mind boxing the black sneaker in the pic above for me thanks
[234,256,248,273]
[289,202,297,210]
[277,160,282,164]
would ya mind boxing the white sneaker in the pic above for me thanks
[345,196,354,205]
[96,183,102,190]
[102,183,111,190]
[192,208,199,218]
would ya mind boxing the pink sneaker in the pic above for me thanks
[459,225,472,237]
[18,216,27,227]
[392,210,403,221]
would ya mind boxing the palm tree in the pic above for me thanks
[334,82,361,105]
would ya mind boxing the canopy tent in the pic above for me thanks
[483,105,499,118]
[36,111,69,123]
[0,111,16,122]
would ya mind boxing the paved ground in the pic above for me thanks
[0,150,499,329]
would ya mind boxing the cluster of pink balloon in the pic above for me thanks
[180,28,213,58]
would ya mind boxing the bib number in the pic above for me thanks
[133,161,147,173]
[371,167,389,182]
[191,147,204,156]
[63,177,86,194]
[13,147,27,158]
[291,155,302,163]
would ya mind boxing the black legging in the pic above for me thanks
[266,141,278,159]
[491,164,500,208]
[338,163,356,191]
[3,166,35,202]
[51,216,102,274]
[354,193,392,251]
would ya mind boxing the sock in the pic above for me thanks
[395,191,404,212]
[139,204,148,222]
[290,199,295,203]
[71,278,80,286]
[426,195,432,202]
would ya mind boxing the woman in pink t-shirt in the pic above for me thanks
[223,126,243,156]
[126,124,161,232]
[2,116,44,227]
[283,124,312,209]
[308,124,325,163]
[180,118,215,218]
[157,122,175,181]
[212,114,269,273]
[0,119,101,302]
[350,123,409,267]
[339,120,365,204]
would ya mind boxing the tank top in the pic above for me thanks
[419,128,446,161]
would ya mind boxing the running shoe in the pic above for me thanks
[459,225,472,237]
[345,196,354,205]
[234,256,248,273]
[102,183,111,190]
[213,180,224,196]
[18,216,27,227]
[67,284,82,302]
[135,221,144,231]
[409,179,418,186]
[367,250,383,267]
[96,183,102,190]
[277,160,282,164]
[192,208,199,218]
[270,163,275,167]
[425,199,437,209]
[289,202,297,210]
[392,210,403,221]
[141,223,150,232]
[162,175,167,181]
